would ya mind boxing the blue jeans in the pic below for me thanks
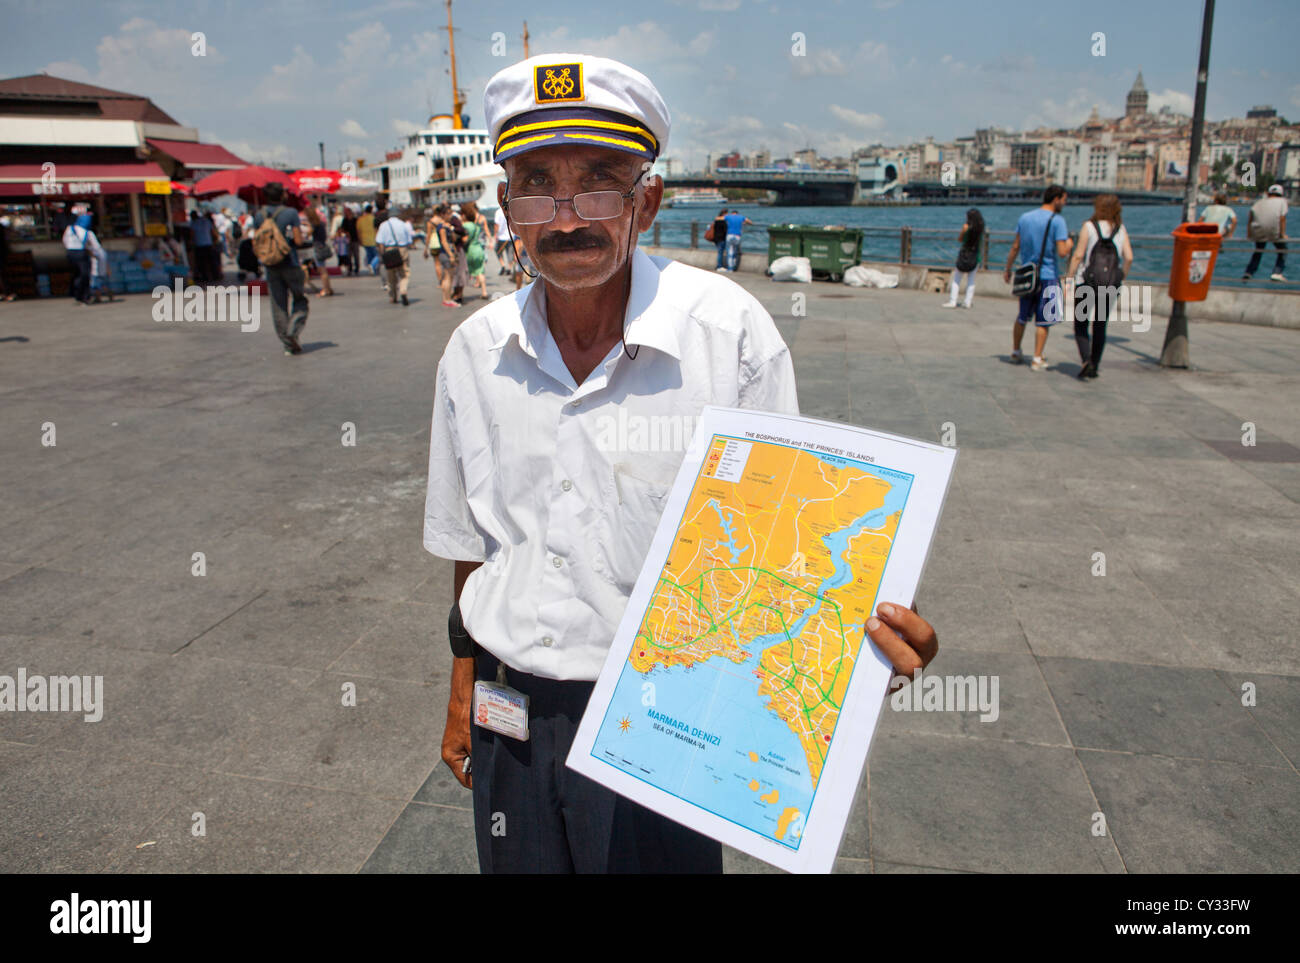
[715,239,727,269]
[1244,241,1286,277]
[364,245,379,274]
[725,234,742,271]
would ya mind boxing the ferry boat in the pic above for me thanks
[373,117,504,213]
[667,188,729,208]
[367,1,504,212]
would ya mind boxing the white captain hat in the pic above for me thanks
[484,53,670,165]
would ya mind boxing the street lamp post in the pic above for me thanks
[1159,0,1215,369]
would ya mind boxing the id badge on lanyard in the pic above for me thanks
[472,663,529,741]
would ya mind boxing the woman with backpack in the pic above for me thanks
[1067,193,1133,380]
[942,208,984,308]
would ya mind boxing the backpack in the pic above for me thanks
[237,237,259,273]
[1082,218,1124,287]
[252,205,291,266]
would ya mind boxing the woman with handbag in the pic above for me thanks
[708,209,728,271]
[942,208,984,308]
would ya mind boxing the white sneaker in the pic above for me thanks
[1270,272,1287,282]
[716,266,728,273]
[940,300,958,308]
[962,301,973,308]
[1030,356,1048,371]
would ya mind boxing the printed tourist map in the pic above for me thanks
[569,407,956,872]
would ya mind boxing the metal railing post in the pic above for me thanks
[653,223,661,247]
[690,221,698,249]
[900,226,912,265]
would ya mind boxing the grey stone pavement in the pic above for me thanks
[0,251,1296,875]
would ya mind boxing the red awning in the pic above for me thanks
[146,138,248,170]
[0,162,171,197]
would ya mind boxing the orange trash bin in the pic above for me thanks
[1168,222,1222,302]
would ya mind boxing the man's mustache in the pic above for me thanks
[537,230,608,253]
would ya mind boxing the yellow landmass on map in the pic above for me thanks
[748,751,759,762]
[776,807,802,839]
[748,779,760,791]
[761,788,780,804]
[628,437,899,789]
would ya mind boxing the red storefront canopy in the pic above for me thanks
[291,168,342,193]
[146,138,247,170]
[0,162,171,197]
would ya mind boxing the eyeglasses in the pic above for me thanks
[504,188,636,225]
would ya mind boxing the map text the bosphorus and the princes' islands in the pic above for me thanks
[627,436,908,790]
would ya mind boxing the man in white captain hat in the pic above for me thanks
[422,53,939,873]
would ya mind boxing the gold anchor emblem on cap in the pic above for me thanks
[542,67,574,99]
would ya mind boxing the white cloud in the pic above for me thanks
[392,119,420,136]
[687,31,716,57]
[214,137,297,168]
[250,45,317,105]
[341,22,393,69]
[792,50,848,77]
[1148,88,1193,115]
[41,18,227,119]
[828,104,886,130]
[340,119,370,138]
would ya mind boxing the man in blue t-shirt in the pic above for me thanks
[1003,184,1072,371]
[722,209,753,272]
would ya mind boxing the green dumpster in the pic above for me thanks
[767,224,862,281]
[767,224,804,263]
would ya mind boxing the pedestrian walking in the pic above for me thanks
[722,208,753,272]
[357,204,378,276]
[190,208,220,283]
[445,205,469,304]
[61,210,103,305]
[432,205,461,306]
[1066,193,1132,380]
[341,205,360,275]
[708,208,728,271]
[303,204,334,297]
[1242,184,1288,282]
[942,208,984,308]
[252,181,309,355]
[461,201,489,301]
[1003,184,1072,371]
[61,209,102,304]
[493,204,514,274]
[376,206,414,306]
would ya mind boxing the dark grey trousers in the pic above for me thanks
[470,645,723,874]
[264,263,308,348]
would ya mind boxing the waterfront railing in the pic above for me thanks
[643,222,1299,291]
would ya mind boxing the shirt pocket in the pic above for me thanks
[589,461,675,592]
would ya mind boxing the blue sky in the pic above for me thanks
[2,0,1296,170]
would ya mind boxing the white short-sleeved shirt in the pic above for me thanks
[376,217,413,247]
[494,206,511,242]
[423,246,799,681]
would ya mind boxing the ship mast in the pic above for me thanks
[523,21,530,58]
[445,0,464,129]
